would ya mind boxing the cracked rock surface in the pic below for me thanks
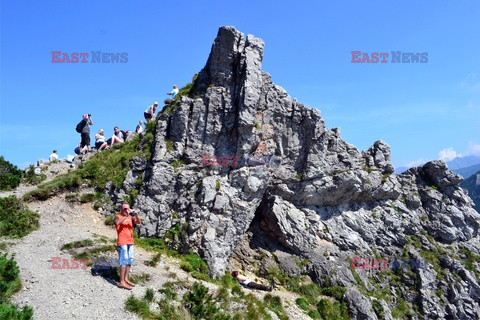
[121,26,480,319]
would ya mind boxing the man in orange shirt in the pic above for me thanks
[114,203,141,290]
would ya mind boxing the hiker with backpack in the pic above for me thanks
[76,114,93,152]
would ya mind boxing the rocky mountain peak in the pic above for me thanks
[197,26,264,90]
[120,26,480,319]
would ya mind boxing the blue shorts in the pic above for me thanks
[117,244,134,266]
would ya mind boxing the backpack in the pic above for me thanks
[76,120,85,133]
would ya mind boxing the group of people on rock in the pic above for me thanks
[75,85,178,155]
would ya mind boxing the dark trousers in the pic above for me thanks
[246,282,270,291]
[80,132,90,148]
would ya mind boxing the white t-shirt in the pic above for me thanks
[49,153,59,161]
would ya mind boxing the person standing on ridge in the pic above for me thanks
[114,203,141,290]
[167,84,179,98]
[136,120,143,134]
[80,114,93,152]
[144,102,158,123]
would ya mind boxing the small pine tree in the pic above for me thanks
[183,282,225,319]
[0,156,22,191]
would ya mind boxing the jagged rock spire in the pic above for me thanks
[125,26,480,319]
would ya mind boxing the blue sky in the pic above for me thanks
[1,0,479,169]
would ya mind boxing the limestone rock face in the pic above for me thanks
[129,26,480,319]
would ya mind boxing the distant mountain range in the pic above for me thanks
[448,155,480,170]
[454,163,480,179]
[460,170,480,212]
[395,155,480,179]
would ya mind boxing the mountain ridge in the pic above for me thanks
[460,170,480,212]
[110,26,480,319]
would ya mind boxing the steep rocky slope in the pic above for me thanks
[116,26,480,319]
[460,170,480,212]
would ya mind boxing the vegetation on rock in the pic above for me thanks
[0,156,22,191]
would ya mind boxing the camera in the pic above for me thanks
[130,210,137,216]
[88,114,92,117]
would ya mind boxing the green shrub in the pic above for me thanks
[0,253,22,302]
[0,301,33,320]
[182,253,209,274]
[22,166,46,186]
[144,253,161,267]
[191,271,211,281]
[294,283,322,304]
[459,247,480,272]
[319,286,346,300]
[296,297,310,311]
[130,273,151,284]
[157,299,190,319]
[244,293,270,320]
[80,193,96,203]
[371,299,384,317]
[391,297,414,319]
[165,139,174,153]
[145,120,157,132]
[125,294,155,319]
[134,234,167,253]
[264,294,288,320]
[104,215,115,226]
[65,193,79,202]
[61,239,94,251]
[316,299,349,320]
[144,288,155,303]
[183,282,228,320]
[0,196,39,238]
[159,281,178,301]
[171,160,185,171]
[0,156,22,191]
[0,253,34,319]
[23,174,81,201]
